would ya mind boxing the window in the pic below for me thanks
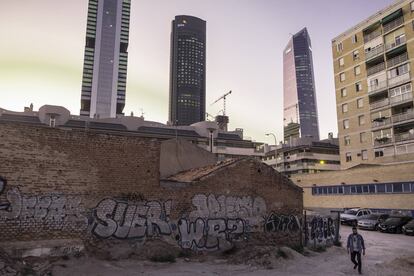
[375,150,384,158]
[358,115,365,125]
[341,88,347,97]
[357,98,364,108]
[361,150,368,160]
[340,73,346,82]
[403,183,411,193]
[393,183,403,193]
[386,183,393,193]
[352,34,358,44]
[339,57,344,67]
[344,135,351,145]
[343,119,349,129]
[342,103,348,113]
[377,184,385,193]
[337,42,343,52]
[354,66,361,75]
[346,152,352,162]
[411,1,414,11]
[353,50,360,60]
[360,132,367,143]
[388,63,409,79]
[356,82,362,92]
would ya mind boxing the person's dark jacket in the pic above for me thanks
[347,233,365,253]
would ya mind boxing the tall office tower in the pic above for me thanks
[169,15,206,126]
[80,0,131,118]
[283,28,320,142]
[333,0,414,169]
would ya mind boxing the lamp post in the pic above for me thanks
[265,133,278,171]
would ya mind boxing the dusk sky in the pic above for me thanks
[0,0,394,144]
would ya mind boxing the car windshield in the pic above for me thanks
[364,214,379,220]
[386,218,402,223]
[344,210,357,215]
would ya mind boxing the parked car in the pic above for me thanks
[378,216,412,234]
[340,208,372,226]
[357,213,389,230]
[402,219,414,235]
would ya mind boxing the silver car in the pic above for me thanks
[358,213,389,230]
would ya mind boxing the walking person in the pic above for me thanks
[347,226,365,274]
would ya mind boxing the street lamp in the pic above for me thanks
[265,133,278,171]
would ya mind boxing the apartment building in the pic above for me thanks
[332,0,414,168]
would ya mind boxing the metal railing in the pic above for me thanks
[386,52,408,68]
[383,16,404,33]
[388,71,410,87]
[367,62,385,76]
[371,117,392,128]
[365,45,384,61]
[386,36,406,51]
[363,29,382,43]
[374,137,393,146]
[394,132,414,143]
[368,80,388,94]
[390,91,413,105]
[392,110,414,124]
[370,98,390,110]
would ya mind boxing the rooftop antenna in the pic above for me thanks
[139,108,145,118]
[211,90,232,116]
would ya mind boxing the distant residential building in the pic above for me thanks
[80,0,131,118]
[262,135,340,177]
[169,15,206,126]
[0,105,265,160]
[283,28,320,142]
[332,0,414,169]
[291,162,414,217]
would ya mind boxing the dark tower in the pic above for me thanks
[169,15,206,126]
[283,27,320,141]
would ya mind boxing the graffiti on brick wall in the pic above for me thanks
[306,216,336,245]
[0,180,88,231]
[177,194,267,250]
[264,213,300,233]
[92,198,172,239]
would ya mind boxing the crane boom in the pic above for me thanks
[211,90,232,116]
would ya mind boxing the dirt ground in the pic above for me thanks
[48,226,414,276]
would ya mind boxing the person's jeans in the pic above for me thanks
[351,251,362,273]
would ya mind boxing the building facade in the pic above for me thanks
[283,28,320,142]
[80,0,131,118]
[262,136,340,177]
[291,162,414,217]
[332,0,414,169]
[169,15,206,126]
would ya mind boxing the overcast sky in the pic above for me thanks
[0,0,394,144]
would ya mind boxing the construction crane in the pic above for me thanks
[211,90,232,116]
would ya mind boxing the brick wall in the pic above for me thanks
[0,122,303,252]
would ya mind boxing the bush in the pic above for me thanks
[311,246,326,253]
[178,250,192,258]
[333,241,342,247]
[277,248,288,259]
[150,254,176,263]
[291,245,304,254]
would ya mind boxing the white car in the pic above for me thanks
[340,208,372,226]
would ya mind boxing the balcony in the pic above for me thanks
[364,29,382,43]
[388,72,410,87]
[371,117,392,128]
[367,62,385,76]
[385,36,406,52]
[368,80,388,95]
[386,52,408,68]
[392,110,414,124]
[365,45,384,61]
[394,132,414,143]
[370,98,390,110]
[374,136,393,146]
[383,16,404,34]
[390,92,413,106]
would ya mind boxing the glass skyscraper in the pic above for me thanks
[169,15,206,126]
[283,27,320,141]
[80,0,131,118]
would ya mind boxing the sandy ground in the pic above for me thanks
[51,226,414,276]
